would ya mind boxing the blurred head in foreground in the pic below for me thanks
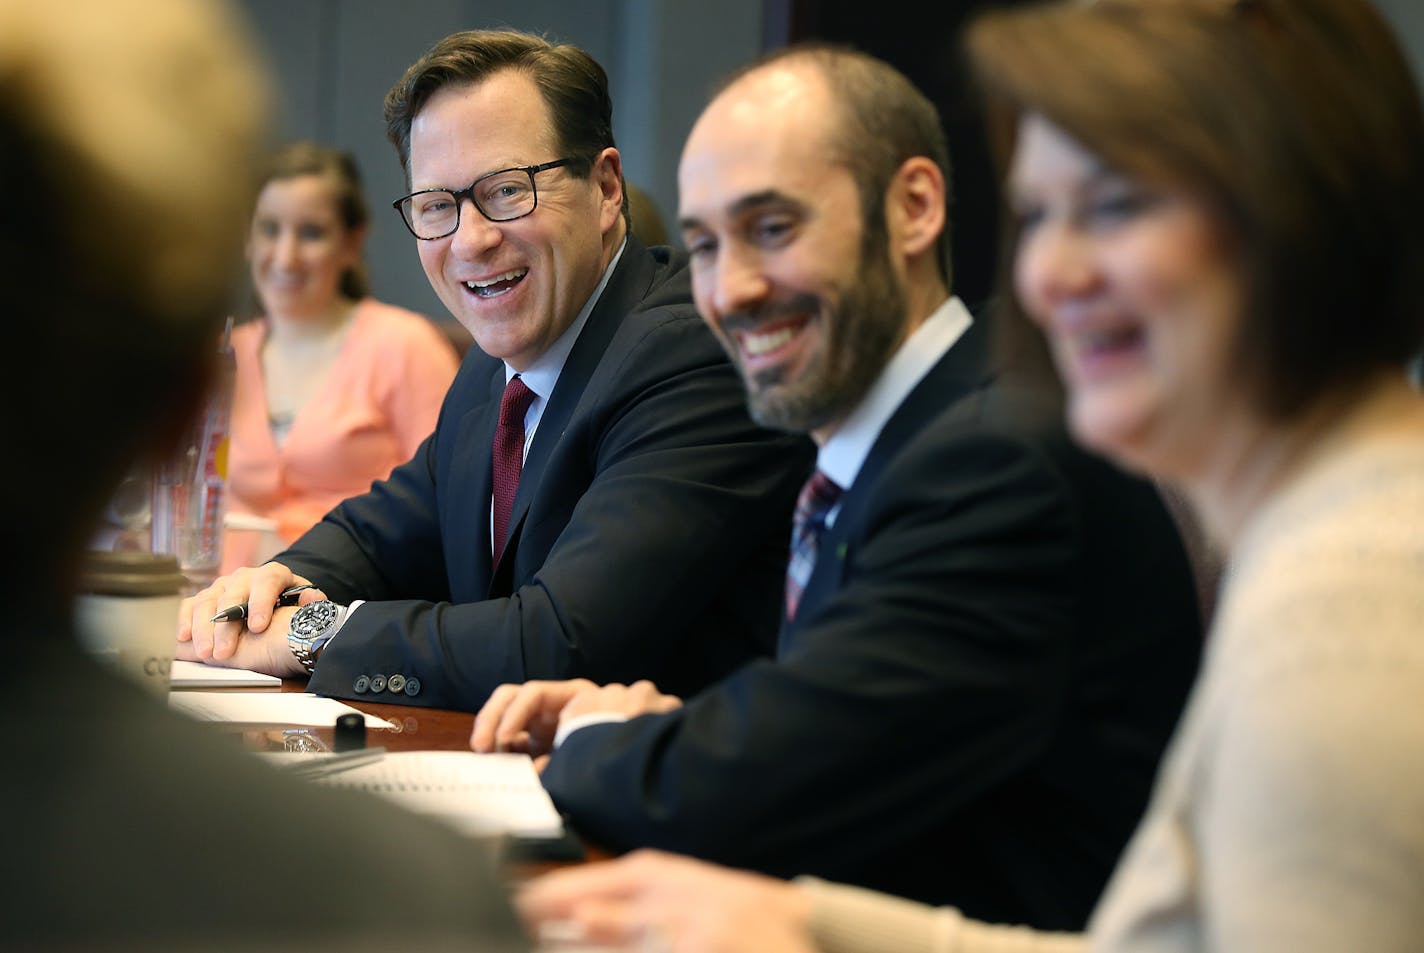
[0,0,269,608]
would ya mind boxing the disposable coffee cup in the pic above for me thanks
[74,550,186,697]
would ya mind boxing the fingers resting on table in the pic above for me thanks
[471,679,683,758]
[471,679,599,757]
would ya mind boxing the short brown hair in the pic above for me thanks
[967,0,1424,419]
[384,29,627,224]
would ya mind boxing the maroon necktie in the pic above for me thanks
[784,469,843,621]
[492,375,536,561]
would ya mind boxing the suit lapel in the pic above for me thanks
[455,368,503,591]
[779,319,993,649]
[494,236,661,578]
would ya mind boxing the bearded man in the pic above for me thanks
[471,43,1203,931]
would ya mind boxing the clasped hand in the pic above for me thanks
[174,562,325,677]
[471,679,683,770]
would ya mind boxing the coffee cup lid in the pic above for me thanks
[79,550,188,596]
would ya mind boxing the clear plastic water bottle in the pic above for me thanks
[151,317,236,594]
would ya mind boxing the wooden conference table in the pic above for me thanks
[259,673,481,753]
[212,675,600,874]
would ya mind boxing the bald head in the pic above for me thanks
[690,56,836,149]
[675,45,952,440]
[687,43,954,287]
[680,59,841,244]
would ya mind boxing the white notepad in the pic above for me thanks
[170,659,281,689]
[261,750,565,838]
[169,691,395,728]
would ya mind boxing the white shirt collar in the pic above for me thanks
[816,295,972,495]
[504,236,628,401]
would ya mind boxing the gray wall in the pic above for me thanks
[234,0,1424,335]
[234,0,764,331]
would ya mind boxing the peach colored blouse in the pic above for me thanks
[221,298,458,573]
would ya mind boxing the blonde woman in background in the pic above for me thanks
[223,141,459,572]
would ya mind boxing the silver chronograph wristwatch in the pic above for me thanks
[287,600,345,675]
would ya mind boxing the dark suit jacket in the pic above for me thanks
[290,237,814,710]
[541,318,1202,931]
[4,632,528,951]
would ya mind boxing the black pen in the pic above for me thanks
[210,584,314,624]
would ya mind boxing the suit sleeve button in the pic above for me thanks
[369,674,387,693]
[353,675,370,694]
[403,676,421,696]
[387,674,406,694]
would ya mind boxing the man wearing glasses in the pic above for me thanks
[178,29,813,711]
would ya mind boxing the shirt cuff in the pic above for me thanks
[553,711,630,749]
[322,599,362,644]
[309,600,361,667]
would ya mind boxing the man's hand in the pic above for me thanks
[175,562,323,675]
[471,679,599,758]
[517,849,816,953]
[471,679,683,761]
[560,679,683,722]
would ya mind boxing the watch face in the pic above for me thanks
[291,600,339,638]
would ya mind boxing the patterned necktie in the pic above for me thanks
[492,374,537,561]
[784,469,844,621]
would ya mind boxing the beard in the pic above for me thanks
[728,221,906,435]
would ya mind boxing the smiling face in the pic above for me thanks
[248,173,362,319]
[677,65,905,439]
[408,70,624,370]
[1008,113,1246,478]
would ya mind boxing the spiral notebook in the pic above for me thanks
[261,749,565,839]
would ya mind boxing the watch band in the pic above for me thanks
[287,600,344,675]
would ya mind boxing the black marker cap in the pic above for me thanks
[333,712,366,752]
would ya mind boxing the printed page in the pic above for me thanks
[263,750,564,838]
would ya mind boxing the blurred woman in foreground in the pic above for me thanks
[518,0,1424,950]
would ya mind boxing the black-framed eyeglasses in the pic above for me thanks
[391,158,576,240]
